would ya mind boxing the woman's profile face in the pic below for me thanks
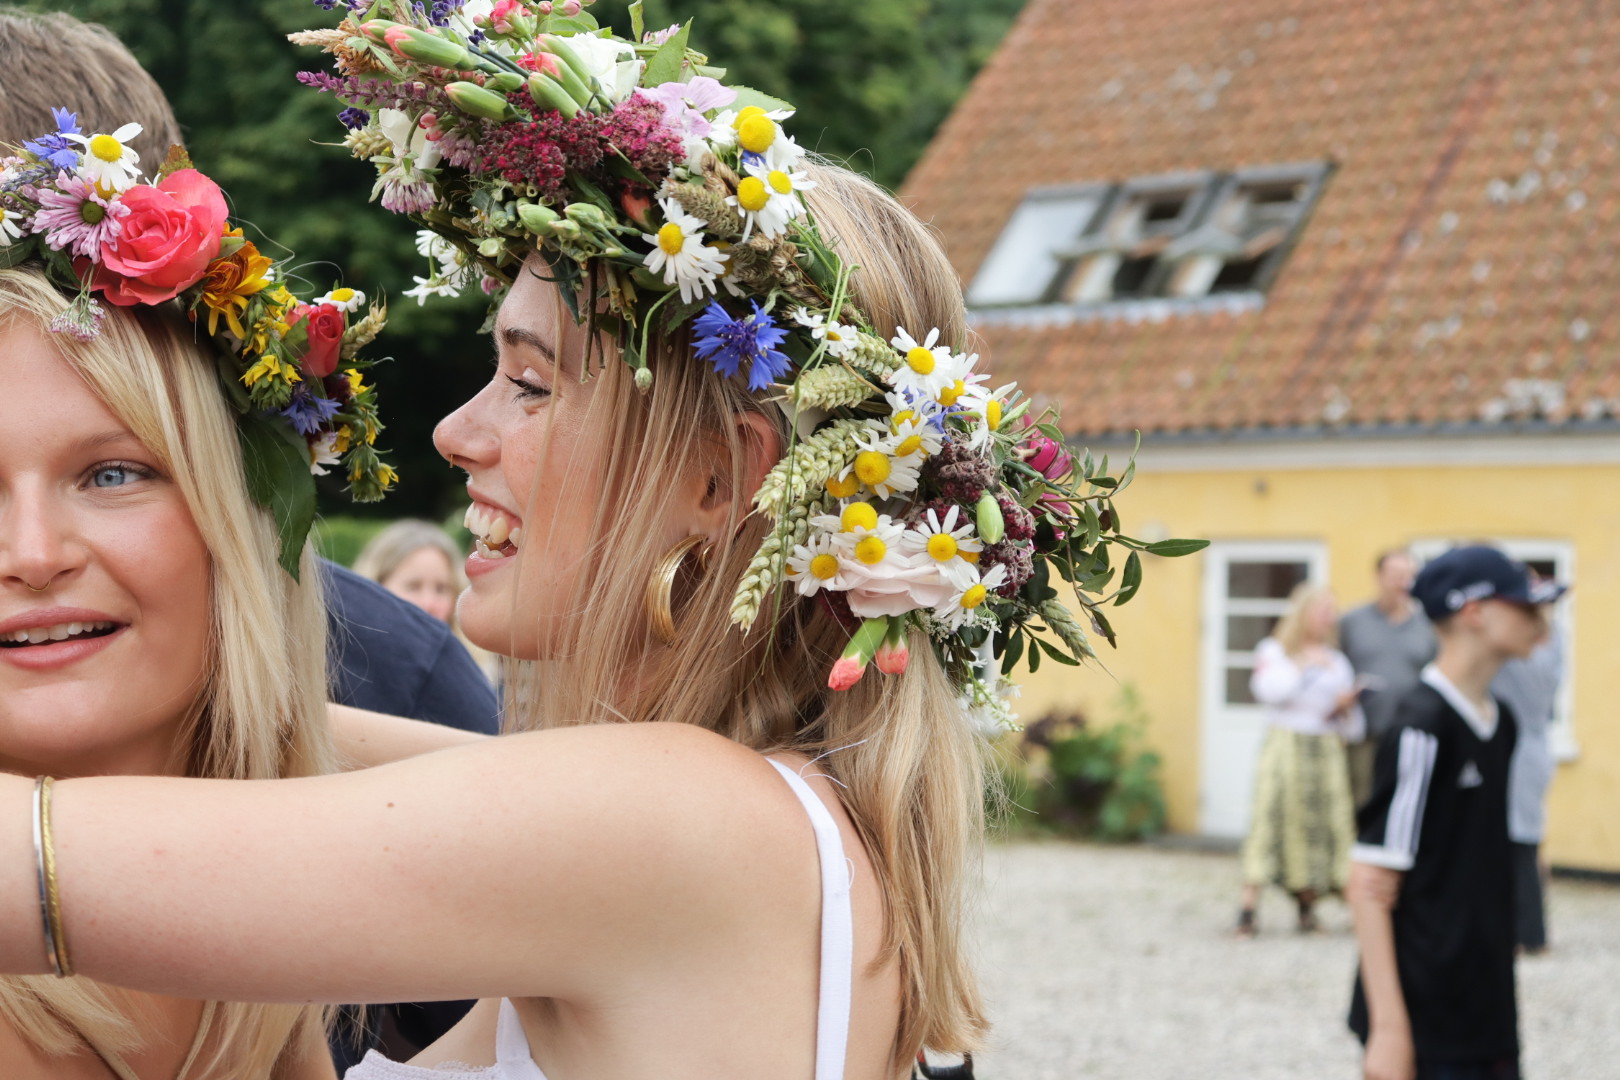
[382,544,458,624]
[434,257,617,659]
[0,320,212,778]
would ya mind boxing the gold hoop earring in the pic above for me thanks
[646,535,713,646]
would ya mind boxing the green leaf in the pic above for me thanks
[1001,629,1025,675]
[539,12,600,34]
[628,0,645,42]
[1115,551,1143,606]
[0,236,40,270]
[1037,637,1080,666]
[642,20,690,86]
[729,85,795,114]
[1028,637,1041,673]
[1090,607,1118,649]
[237,410,317,581]
[1145,538,1211,558]
[1083,502,1100,547]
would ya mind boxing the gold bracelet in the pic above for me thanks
[31,778,62,977]
[38,777,72,977]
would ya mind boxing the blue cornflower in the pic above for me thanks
[23,108,83,171]
[692,300,793,392]
[280,389,343,437]
[338,107,370,130]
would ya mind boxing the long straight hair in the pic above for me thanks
[1273,582,1339,658]
[503,163,990,1066]
[0,267,334,1079]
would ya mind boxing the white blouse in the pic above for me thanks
[1249,638,1364,739]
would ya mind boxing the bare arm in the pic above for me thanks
[0,724,799,1007]
[328,702,492,770]
[1348,861,1414,1080]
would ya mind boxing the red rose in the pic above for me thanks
[289,303,347,378]
[94,169,228,306]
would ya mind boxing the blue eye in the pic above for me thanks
[92,466,134,488]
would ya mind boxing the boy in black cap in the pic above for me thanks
[1348,545,1565,1080]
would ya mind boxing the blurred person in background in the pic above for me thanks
[1236,583,1361,937]
[1491,572,1564,955]
[354,519,467,627]
[1340,550,1436,808]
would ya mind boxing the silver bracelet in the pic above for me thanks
[31,777,63,977]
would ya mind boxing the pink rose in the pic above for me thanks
[288,303,347,379]
[94,169,227,306]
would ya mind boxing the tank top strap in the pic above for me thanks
[494,999,549,1080]
[766,757,854,1080]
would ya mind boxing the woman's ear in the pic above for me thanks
[690,410,782,542]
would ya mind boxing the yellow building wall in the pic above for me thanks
[1017,460,1620,872]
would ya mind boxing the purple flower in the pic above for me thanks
[692,300,793,392]
[644,77,737,140]
[33,171,128,259]
[22,109,83,171]
[338,107,370,130]
[280,388,343,436]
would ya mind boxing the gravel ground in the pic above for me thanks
[968,840,1620,1080]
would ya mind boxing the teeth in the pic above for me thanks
[2,620,114,644]
[464,502,521,550]
[509,526,522,549]
[474,539,510,560]
[487,515,510,546]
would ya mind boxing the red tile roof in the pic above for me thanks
[901,0,1620,436]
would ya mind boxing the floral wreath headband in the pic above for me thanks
[295,0,1206,715]
[0,110,394,579]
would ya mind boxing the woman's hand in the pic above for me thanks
[1363,1021,1416,1080]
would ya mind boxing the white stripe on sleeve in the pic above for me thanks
[1353,728,1438,870]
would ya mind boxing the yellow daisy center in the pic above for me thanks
[938,380,966,407]
[88,134,124,163]
[926,533,958,562]
[961,584,989,609]
[826,327,844,342]
[987,399,1003,430]
[854,536,887,565]
[733,105,766,129]
[840,502,877,531]
[854,450,891,486]
[767,169,794,195]
[961,549,981,564]
[93,180,119,201]
[896,434,923,457]
[906,347,935,375]
[736,176,769,213]
[810,553,841,580]
[825,473,860,498]
[737,114,777,154]
[657,222,686,255]
[330,287,356,304]
[890,409,916,433]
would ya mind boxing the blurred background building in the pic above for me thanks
[904,0,1619,872]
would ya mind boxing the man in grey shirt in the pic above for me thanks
[1338,549,1436,806]
[1494,620,1563,952]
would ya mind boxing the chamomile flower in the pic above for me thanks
[309,430,343,476]
[933,563,1008,631]
[727,105,797,161]
[960,380,1020,451]
[0,204,25,246]
[851,424,922,499]
[65,123,142,193]
[887,327,962,400]
[314,286,366,312]
[727,153,815,241]
[785,530,856,596]
[890,414,944,462]
[792,306,857,358]
[900,506,982,587]
[641,198,726,304]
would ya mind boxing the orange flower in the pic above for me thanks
[199,230,273,339]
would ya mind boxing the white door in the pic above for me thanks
[1199,542,1328,837]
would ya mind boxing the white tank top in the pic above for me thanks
[344,758,856,1080]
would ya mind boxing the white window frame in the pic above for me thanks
[1410,539,1578,761]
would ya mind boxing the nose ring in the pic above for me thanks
[26,583,49,593]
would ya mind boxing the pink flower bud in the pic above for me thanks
[1025,431,1074,482]
[828,656,867,691]
[874,637,909,675]
[561,0,582,14]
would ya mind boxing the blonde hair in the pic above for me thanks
[353,518,468,609]
[1272,582,1339,657]
[0,8,184,151]
[0,267,333,1079]
[504,162,988,1064]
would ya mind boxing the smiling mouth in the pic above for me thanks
[0,621,121,648]
[464,502,523,560]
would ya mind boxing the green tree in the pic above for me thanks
[22,0,1024,517]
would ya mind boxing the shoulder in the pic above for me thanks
[1386,683,1452,737]
[1255,637,1287,660]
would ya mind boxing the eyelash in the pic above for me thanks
[82,460,159,490]
[506,374,552,401]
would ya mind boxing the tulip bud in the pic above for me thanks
[526,72,580,117]
[976,491,1006,545]
[446,81,516,121]
[517,202,561,233]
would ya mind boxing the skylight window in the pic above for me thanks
[967,163,1333,311]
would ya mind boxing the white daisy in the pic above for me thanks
[65,123,142,192]
[793,306,857,358]
[934,563,1009,631]
[960,381,1020,451]
[0,204,26,246]
[309,431,342,476]
[785,530,857,596]
[403,273,463,306]
[900,505,982,587]
[850,424,922,499]
[314,286,366,312]
[727,155,814,242]
[887,327,963,400]
[641,198,726,304]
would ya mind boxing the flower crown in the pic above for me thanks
[0,109,394,578]
[295,0,1205,713]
